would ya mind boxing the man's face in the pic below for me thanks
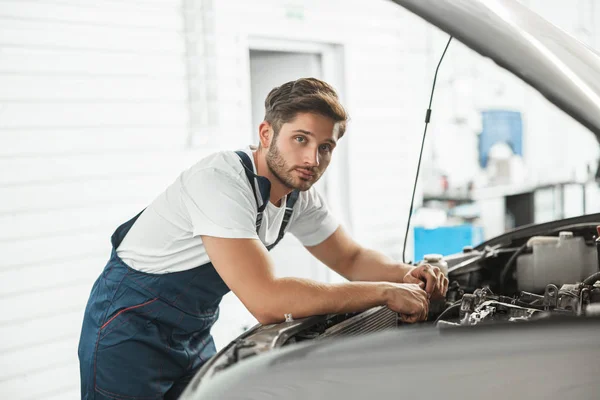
[265,112,340,192]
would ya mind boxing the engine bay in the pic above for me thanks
[437,281,600,328]
[195,218,600,382]
[435,222,600,326]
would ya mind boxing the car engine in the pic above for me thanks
[437,281,600,328]
[195,218,600,383]
[434,223,600,326]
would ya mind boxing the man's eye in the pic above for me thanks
[320,144,332,152]
[295,136,306,143]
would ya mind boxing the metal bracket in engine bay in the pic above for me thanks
[439,282,600,327]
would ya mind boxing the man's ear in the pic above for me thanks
[258,121,273,148]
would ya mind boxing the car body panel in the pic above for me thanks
[182,317,600,399]
[475,212,600,249]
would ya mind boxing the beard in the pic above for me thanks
[265,139,321,191]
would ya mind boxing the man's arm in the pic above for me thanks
[201,235,429,325]
[306,226,448,297]
[306,226,411,283]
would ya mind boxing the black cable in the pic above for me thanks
[434,301,461,324]
[499,243,528,285]
[402,36,453,264]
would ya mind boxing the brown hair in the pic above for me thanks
[263,77,348,138]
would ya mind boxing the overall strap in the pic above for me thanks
[234,150,267,212]
[235,150,270,234]
[266,189,299,251]
[234,150,299,248]
[111,209,145,249]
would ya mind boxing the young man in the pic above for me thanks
[78,78,448,399]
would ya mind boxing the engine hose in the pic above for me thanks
[583,271,600,285]
[499,243,528,285]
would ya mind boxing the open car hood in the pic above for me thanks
[391,0,600,142]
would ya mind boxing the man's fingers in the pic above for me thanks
[401,314,418,324]
[419,266,438,294]
[417,294,428,321]
[441,276,447,296]
[403,309,427,323]
[440,274,446,295]
[441,275,448,295]
[404,274,426,289]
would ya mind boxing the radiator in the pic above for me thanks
[319,306,398,339]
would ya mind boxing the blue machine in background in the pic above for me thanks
[413,225,484,262]
[479,110,523,167]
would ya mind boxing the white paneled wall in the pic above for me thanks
[0,0,213,398]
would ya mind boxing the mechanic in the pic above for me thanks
[78,77,448,399]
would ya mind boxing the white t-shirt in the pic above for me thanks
[116,146,339,274]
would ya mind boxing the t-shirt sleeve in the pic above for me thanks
[180,167,259,239]
[288,189,339,246]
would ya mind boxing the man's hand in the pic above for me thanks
[383,283,429,323]
[403,264,448,300]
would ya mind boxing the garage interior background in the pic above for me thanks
[1,0,599,398]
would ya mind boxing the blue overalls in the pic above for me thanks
[78,151,299,399]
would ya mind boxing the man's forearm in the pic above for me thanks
[344,247,413,283]
[256,278,392,324]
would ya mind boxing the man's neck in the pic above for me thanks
[252,148,291,207]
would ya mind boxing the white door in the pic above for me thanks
[249,50,323,140]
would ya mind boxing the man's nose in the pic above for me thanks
[304,146,320,167]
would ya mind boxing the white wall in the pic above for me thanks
[0,1,216,398]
